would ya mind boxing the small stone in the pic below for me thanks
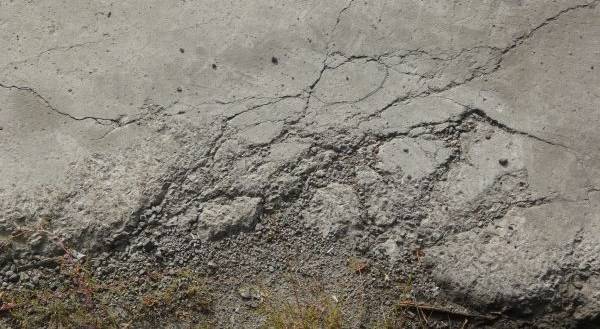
[498,158,509,166]
[19,272,30,282]
[70,250,86,261]
[6,271,18,282]
[238,286,261,300]
[28,233,44,248]
[238,287,252,299]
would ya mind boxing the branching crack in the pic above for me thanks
[329,0,357,38]
[223,93,305,122]
[332,1,600,123]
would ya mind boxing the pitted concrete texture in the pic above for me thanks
[1,0,600,327]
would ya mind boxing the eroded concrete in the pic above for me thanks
[1,0,599,327]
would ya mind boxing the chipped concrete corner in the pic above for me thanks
[1,0,599,327]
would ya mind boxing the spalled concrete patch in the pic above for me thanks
[443,122,592,206]
[427,198,600,312]
[303,183,361,237]
[377,137,452,180]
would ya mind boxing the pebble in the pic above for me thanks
[19,272,30,282]
[238,286,261,300]
[6,271,18,282]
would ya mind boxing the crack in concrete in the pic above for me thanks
[329,1,600,121]
[301,46,501,110]
[497,0,600,62]
[2,0,596,141]
[223,93,305,122]
[329,0,357,38]
[311,56,391,106]
[0,39,113,73]
[435,96,571,150]
[0,82,118,126]
[2,2,599,326]
[91,104,172,140]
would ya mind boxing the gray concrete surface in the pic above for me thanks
[1,0,599,327]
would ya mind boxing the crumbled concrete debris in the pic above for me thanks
[303,183,361,237]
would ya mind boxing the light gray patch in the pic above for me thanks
[197,197,263,241]
[377,137,451,179]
